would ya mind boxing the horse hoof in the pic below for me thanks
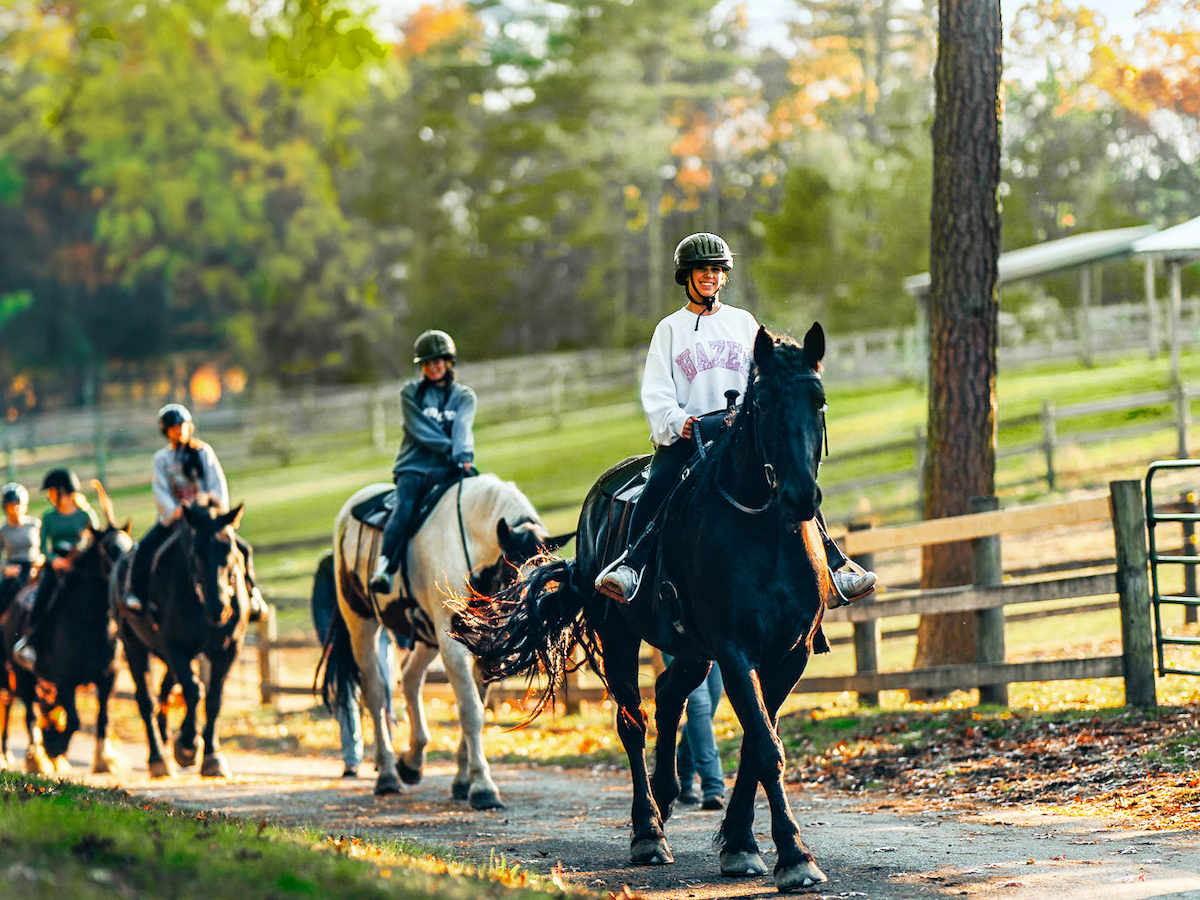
[53,755,72,775]
[468,788,505,810]
[396,758,422,785]
[775,861,827,892]
[148,758,174,779]
[630,838,673,865]
[201,753,230,778]
[25,748,54,776]
[174,741,198,769]
[93,756,118,775]
[374,771,402,796]
[720,851,770,877]
[451,781,470,801]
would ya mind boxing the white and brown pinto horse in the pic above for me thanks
[332,474,569,805]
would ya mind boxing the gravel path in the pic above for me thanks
[16,732,1200,900]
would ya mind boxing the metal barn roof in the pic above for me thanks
[1130,215,1200,262]
[903,224,1159,296]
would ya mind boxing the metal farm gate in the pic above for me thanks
[1145,460,1200,676]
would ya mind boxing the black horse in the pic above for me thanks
[113,502,252,778]
[1,507,133,775]
[453,324,834,891]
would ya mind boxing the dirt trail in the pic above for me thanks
[14,731,1199,900]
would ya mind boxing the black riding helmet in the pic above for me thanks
[42,467,81,494]
[2,482,28,506]
[158,402,193,436]
[413,330,457,365]
[674,232,734,285]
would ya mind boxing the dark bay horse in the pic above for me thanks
[453,325,834,891]
[112,502,251,778]
[332,474,570,803]
[1,492,133,775]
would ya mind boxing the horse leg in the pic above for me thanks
[156,670,176,748]
[92,668,120,774]
[438,635,503,809]
[718,645,812,879]
[199,652,234,777]
[21,685,53,776]
[0,677,13,769]
[649,658,711,821]
[166,646,202,769]
[396,640,438,785]
[122,627,172,777]
[719,660,824,891]
[346,616,399,795]
[602,624,671,865]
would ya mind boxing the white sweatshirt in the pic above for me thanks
[640,303,760,447]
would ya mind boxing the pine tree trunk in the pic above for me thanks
[913,0,1002,678]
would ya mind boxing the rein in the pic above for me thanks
[715,370,824,516]
[455,477,473,574]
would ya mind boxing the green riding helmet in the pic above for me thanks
[2,482,28,506]
[158,402,193,436]
[673,232,734,285]
[42,467,81,494]
[413,329,457,365]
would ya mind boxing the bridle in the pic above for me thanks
[715,370,826,516]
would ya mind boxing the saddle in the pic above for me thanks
[350,470,471,534]
[351,470,474,649]
[597,405,734,569]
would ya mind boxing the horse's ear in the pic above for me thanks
[542,531,574,553]
[122,520,133,535]
[802,321,825,369]
[753,326,775,368]
[219,503,245,531]
[496,519,517,557]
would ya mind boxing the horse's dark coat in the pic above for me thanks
[115,503,251,778]
[453,324,834,887]
[1,521,132,770]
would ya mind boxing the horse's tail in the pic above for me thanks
[311,553,361,714]
[450,554,594,718]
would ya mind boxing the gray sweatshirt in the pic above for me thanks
[391,377,477,478]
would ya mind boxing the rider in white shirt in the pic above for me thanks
[595,232,876,607]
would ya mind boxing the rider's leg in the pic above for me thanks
[12,568,59,669]
[234,534,267,622]
[371,472,423,594]
[816,510,877,606]
[596,440,693,602]
[125,522,172,613]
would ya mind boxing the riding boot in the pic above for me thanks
[595,549,643,604]
[12,634,36,670]
[369,555,393,594]
[247,585,268,622]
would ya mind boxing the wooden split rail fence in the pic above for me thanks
[250,480,1162,710]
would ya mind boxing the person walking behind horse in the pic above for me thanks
[0,482,43,616]
[122,403,266,620]
[12,468,99,669]
[370,330,477,595]
[595,232,876,606]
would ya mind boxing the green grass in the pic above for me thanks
[0,772,593,900]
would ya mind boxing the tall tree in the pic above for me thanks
[913,0,1002,674]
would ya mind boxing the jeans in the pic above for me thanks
[337,628,396,769]
[663,654,725,799]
